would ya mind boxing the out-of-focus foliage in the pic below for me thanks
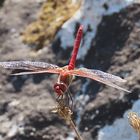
[21,0,81,50]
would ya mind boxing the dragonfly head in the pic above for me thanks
[54,82,67,96]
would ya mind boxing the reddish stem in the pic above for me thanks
[68,25,83,70]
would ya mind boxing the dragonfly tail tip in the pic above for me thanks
[79,25,84,30]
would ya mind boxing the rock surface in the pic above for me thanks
[0,0,140,140]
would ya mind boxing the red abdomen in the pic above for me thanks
[68,25,83,70]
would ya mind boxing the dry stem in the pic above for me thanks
[51,99,83,140]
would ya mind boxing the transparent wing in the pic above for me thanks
[67,68,130,92]
[0,61,62,75]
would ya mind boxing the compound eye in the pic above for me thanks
[59,83,67,93]
[55,86,61,94]
[54,83,67,95]
[54,84,62,95]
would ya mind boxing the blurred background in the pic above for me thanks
[0,0,140,140]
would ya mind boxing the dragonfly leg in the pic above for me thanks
[56,90,73,111]
[56,94,63,103]
[65,92,70,107]
[67,89,73,111]
[65,94,68,104]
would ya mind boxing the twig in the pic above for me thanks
[51,99,83,140]
[69,118,83,140]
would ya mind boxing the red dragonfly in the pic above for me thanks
[0,25,130,98]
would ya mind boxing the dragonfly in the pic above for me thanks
[0,25,130,101]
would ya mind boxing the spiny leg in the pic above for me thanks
[56,93,69,107]
[65,92,69,106]
[56,94,63,103]
[67,89,73,111]
[55,89,73,111]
